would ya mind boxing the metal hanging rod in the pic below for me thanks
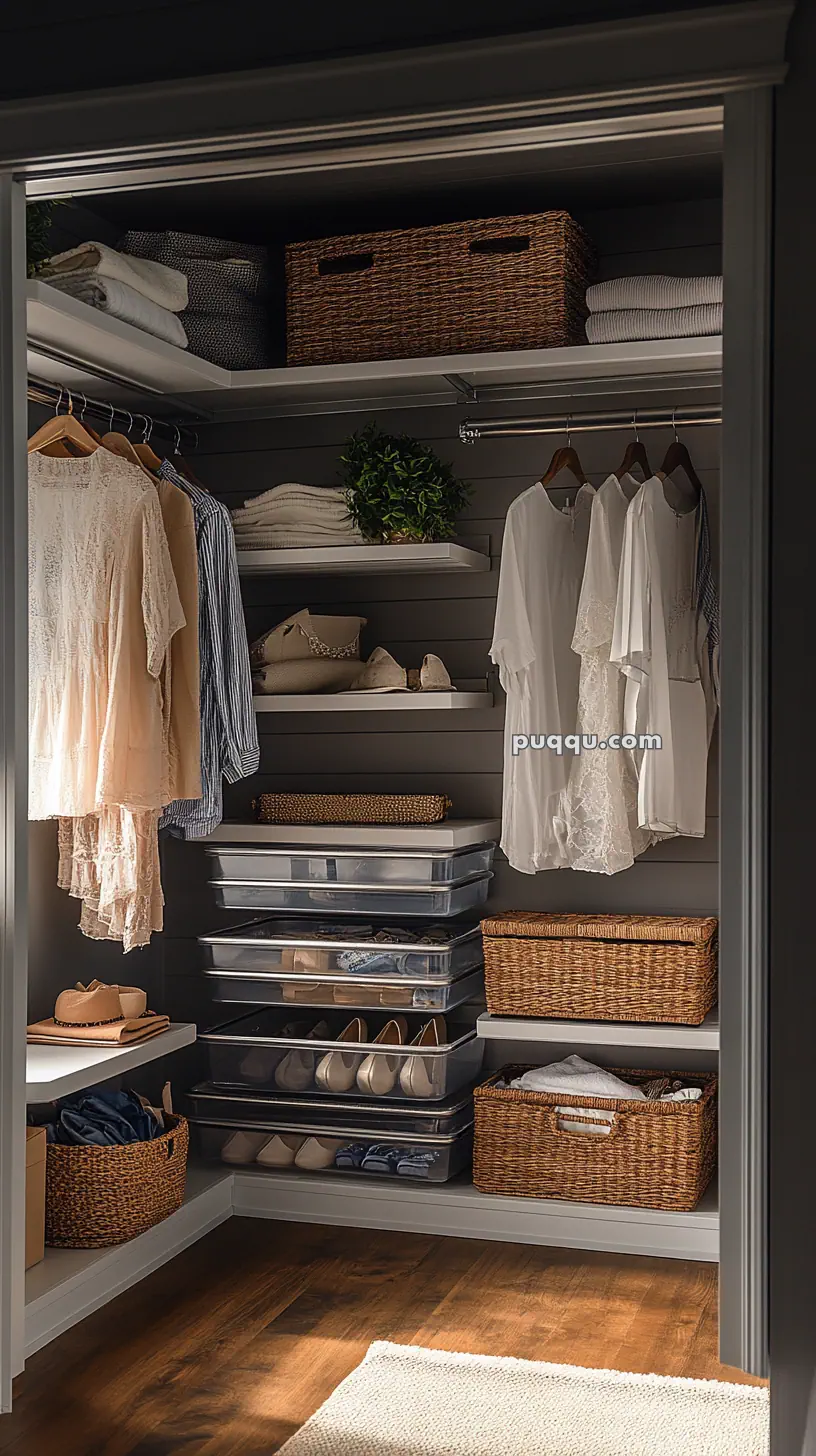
[27,377,198,448]
[459,404,722,443]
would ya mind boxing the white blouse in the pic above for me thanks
[490,480,594,874]
[610,475,716,838]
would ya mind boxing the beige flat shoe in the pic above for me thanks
[419,653,454,691]
[283,982,334,1003]
[346,647,410,693]
[256,1134,306,1168]
[274,1019,329,1091]
[294,1136,346,1170]
[356,1016,409,1096]
[221,1130,271,1165]
[399,1016,446,1098]
[314,1017,369,1093]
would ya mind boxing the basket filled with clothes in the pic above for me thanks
[41,1083,188,1249]
[473,1057,717,1211]
[480,912,718,1025]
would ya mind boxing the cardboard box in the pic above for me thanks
[25,1127,46,1270]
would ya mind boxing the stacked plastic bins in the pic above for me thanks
[186,842,495,1183]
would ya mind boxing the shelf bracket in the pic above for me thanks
[443,373,479,406]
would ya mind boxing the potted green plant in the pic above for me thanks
[340,422,470,544]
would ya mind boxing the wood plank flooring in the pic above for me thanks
[2,1221,764,1455]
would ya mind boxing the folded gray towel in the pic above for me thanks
[585,303,722,345]
[586,274,722,313]
[42,275,189,349]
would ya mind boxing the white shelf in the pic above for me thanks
[27,281,228,405]
[26,284,722,419]
[254,690,493,713]
[236,543,491,575]
[232,1171,718,1263]
[477,1008,720,1052]
[26,1023,197,1102]
[203,818,502,850]
[24,1165,233,1357]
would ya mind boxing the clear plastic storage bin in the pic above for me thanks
[205,844,495,886]
[200,918,484,980]
[200,1007,484,1101]
[209,873,492,917]
[190,1115,473,1183]
[186,1082,475,1137]
[202,964,484,1012]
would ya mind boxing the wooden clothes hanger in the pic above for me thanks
[660,411,703,500]
[101,409,158,484]
[28,389,99,457]
[616,413,651,483]
[539,418,587,490]
[133,414,163,475]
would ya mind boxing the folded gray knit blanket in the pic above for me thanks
[586,274,723,313]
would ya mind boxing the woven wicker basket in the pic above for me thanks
[286,212,595,366]
[45,1115,189,1249]
[473,1067,718,1211]
[254,793,452,826]
[481,913,718,1025]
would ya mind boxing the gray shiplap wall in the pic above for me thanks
[160,402,720,1043]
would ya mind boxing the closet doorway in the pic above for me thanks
[0,10,780,1438]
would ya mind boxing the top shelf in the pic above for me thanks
[27,283,723,422]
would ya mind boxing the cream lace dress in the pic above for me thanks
[565,474,654,874]
[29,449,184,950]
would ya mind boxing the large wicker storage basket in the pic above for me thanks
[286,212,595,366]
[255,793,452,826]
[45,1114,189,1249]
[481,913,718,1025]
[473,1067,717,1211]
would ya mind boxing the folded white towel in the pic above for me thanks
[239,483,350,511]
[233,501,354,528]
[235,528,366,549]
[511,1055,647,1101]
[41,275,189,350]
[586,274,723,312]
[39,241,188,312]
[585,304,722,345]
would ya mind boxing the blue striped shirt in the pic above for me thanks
[159,460,259,837]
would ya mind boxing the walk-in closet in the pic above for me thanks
[0,1,795,1449]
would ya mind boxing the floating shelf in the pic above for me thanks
[203,818,502,850]
[477,1008,720,1053]
[27,283,722,420]
[27,281,228,407]
[254,691,493,713]
[231,1170,719,1263]
[26,1022,197,1102]
[236,543,491,575]
[25,1165,233,1357]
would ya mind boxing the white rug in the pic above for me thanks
[278,1340,769,1456]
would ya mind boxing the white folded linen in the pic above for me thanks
[41,275,189,349]
[39,240,188,312]
[585,304,722,345]
[233,503,354,528]
[511,1055,647,1101]
[237,483,350,511]
[586,274,722,312]
[235,528,366,549]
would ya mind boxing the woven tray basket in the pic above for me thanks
[481,913,718,1025]
[286,211,595,366]
[254,793,452,826]
[45,1114,189,1249]
[473,1067,718,1211]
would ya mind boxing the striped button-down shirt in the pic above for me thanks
[159,459,259,837]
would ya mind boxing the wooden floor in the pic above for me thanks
[2,1220,764,1455]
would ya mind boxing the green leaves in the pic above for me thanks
[340,422,470,543]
